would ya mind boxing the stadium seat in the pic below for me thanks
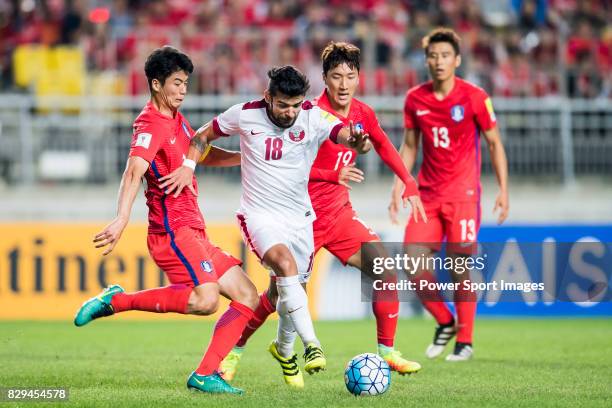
[13,45,48,89]
[33,46,85,112]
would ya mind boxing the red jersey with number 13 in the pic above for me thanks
[404,77,497,203]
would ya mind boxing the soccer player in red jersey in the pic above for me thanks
[218,42,428,380]
[73,46,259,395]
[389,28,509,361]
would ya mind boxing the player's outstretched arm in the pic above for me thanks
[159,121,220,197]
[483,126,509,224]
[389,128,425,224]
[310,164,365,188]
[93,156,149,256]
[335,121,372,154]
[200,146,241,167]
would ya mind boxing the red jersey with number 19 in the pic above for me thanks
[404,78,497,203]
[129,102,205,234]
[308,91,372,221]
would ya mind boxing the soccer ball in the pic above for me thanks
[344,353,391,396]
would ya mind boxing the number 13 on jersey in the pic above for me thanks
[432,126,450,149]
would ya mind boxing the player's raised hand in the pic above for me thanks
[93,216,128,256]
[338,163,364,189]
[159,166,198,198]
[348,121,371,154]
[493,189,509,224]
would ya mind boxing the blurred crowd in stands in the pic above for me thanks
[0,0,611,98]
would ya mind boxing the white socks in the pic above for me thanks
[276,310,297,358]
[276,275,320,349]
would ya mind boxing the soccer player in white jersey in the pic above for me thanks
[159,66,370,388]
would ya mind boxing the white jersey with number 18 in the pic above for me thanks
[212,99,343,226]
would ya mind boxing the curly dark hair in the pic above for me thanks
[321,41,361,75]
[267,65,310,97]
[144,46,194,92]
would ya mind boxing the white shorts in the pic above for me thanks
[236,212,315,283]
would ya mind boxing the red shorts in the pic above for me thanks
[404,201,481,254]
[314,204,380,265]
[147,226,242,287]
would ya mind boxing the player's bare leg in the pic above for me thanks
[217,266,259,310]
[347,242,422,375]
[264,244,325,376]
[186,283,221,315]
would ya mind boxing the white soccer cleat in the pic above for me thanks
[426,344,446,359]
[425,320,456,359]
[445,342,473,362]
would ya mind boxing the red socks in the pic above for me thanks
[110,284,192,314]
[372,299,399,347]
[414,271,476,343]
[236,290,276,347]
[413,271,454,325]
[196,301,254,375]
[109,285,257,375]
[372,275,399,347]
[454,283,477,343]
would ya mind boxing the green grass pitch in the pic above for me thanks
[1,318,611,407]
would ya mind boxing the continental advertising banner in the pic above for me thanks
[0,223,326,320]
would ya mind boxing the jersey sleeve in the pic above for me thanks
[403,91,417,129]
[313,106,343,145]
[309,166,339,183]
[129,123,164,163]
[472,90,497,132]
[213,103,242,137]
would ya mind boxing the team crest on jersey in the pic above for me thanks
[354,123,364,132]
[450,105,465,122]
[287,126,306,142]
[200,260,213,274]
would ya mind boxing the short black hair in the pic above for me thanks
[321,41,361,75]
[422,27,461,55]
[144,46,194,92]
[267,65,310,97]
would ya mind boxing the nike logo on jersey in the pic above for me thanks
[416,109,430,116]
[388,312,400,319]
[170,137,176,144]
[250,130,264,135]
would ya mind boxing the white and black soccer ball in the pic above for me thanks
[344,353,391,396]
